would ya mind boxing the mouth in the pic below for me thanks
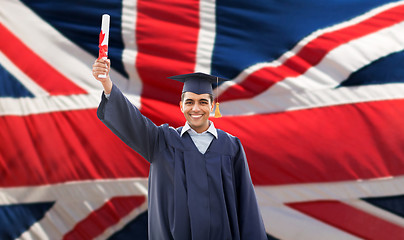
[189,114,203,120]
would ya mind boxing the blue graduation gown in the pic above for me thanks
[97,85,267,240]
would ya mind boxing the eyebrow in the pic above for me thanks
[184,98,210,102]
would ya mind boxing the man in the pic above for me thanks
[92,58,267,240]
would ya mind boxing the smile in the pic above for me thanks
[190,114,203,119]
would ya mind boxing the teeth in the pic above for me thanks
[191,114,202,118]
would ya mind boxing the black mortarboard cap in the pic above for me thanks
[167,72,229,95]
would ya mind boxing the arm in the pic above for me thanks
[234,139,267,239]
[93,59,159,162]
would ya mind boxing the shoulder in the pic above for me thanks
[157,124,184,148]
[216,129,242,153]
[156,123,181,137]
[163,124,182,136]
[217,129,239,142]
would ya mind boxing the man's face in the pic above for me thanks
[180,92,214,133]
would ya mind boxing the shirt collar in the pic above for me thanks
[180,121,218,139]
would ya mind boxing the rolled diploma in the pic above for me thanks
[98,14,110,78]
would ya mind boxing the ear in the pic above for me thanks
[179,101,184,113]
[210,101,215,112]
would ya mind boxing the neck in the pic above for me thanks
[190,121,210,133]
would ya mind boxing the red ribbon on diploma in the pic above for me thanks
[98,31,108,60]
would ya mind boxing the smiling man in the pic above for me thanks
[92,58,267,240]
[181,91,212,133]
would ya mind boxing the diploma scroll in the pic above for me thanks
[98,14,110,78]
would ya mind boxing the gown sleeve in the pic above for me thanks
[233,138,267,239]
[97,84,160,162]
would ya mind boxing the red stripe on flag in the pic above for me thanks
[136,0,200,105]
[2,99,403,187]
[139,96,185,127]
[213,99,404,185]
[287,200,404,240]
[63,196,146,240]
[219,4,404,102]
[0,23,86,95]
[0,109,149,187]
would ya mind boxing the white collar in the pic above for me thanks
[180,121,218,138]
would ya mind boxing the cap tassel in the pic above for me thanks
[214,102,222,118]
[214,76,222,118]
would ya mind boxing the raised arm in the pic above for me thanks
[92,59,160,162]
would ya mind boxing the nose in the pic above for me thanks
[192,103,201,112]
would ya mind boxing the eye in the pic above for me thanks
[201,99,211,104]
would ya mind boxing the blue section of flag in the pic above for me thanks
[0,65,34,98]
[213,0,399,79]
[0,202,55,239]
[108,211,148,240]
[362,194,404,218]
[20,0,128,79]
[340,50,404,87]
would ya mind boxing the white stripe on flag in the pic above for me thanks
[194,0,216,74]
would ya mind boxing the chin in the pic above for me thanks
[189,121,202,128]
[187,118,201,126]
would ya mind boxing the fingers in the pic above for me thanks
[92,58,110,81]
[105,59,111,69]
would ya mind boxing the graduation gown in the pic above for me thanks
[97,85,267,240]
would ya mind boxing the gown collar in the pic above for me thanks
[180,121,218,139]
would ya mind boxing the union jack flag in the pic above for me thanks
[1,0,404,239]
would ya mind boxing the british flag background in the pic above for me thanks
[1,0,404,239]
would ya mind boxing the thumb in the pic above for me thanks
[106,59,111,69]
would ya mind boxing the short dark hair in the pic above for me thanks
[181,92,213,103]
